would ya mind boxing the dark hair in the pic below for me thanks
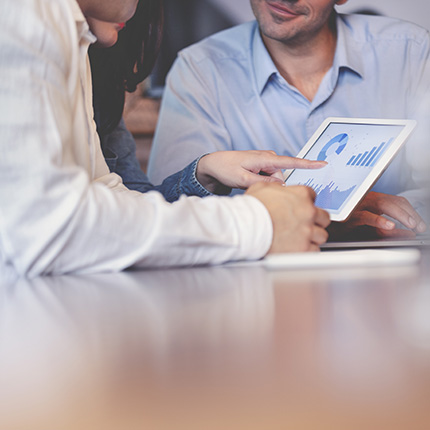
[89,0,163,136]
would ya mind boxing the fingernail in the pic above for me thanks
[385,220,395,229]
[409,217,417,228]
[418,221,427,233]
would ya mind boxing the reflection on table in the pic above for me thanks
[1,256,430,430]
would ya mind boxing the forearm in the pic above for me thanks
[1,175,272,276]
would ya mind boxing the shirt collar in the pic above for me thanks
[252,22,279,95]
[334,14,365,79]
[252,13,365,96]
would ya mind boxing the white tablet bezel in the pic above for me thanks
[283,117,417,222]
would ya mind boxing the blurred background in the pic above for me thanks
[123,0,430,171]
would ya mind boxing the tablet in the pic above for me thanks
[283,117,417,221]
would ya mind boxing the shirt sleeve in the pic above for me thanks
[99,118,216,201]
[148,52,233,185]
[0,0,273,276]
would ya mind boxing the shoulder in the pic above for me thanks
[2,0,79,51]
[176,21,258,66]
[0,0,84,90]
[5,0,77,27]
[339,13,429,45]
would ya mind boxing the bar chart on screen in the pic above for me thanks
[346,138,393,168]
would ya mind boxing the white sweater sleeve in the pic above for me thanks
[0,0,273,276]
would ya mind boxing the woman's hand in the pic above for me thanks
[196,150,327,194]
[246,183,331,253]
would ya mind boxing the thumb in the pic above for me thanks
[238,171,284,189]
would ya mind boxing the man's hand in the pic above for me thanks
[328,191,427,240]
[246,183,331,253]
[197,150,327,194]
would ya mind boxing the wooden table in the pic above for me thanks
[1,252,430,430]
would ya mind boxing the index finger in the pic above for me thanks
[254,154,327,174]
[270,156,328,171]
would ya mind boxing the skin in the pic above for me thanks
[250,0,427,237]
[78,0,136,47]
[86,18,125,47]
[250,0,348,45]
[197,150,327,194]
[77,0,138,24]
[250,0,347,101]
[246,183,331,253]
[329,192,427,240]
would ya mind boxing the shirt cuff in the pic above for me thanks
[179,156,213,197]
[229,194,273,261]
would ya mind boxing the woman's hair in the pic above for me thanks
[89,0,163,136]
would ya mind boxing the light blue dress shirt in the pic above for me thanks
[148,13,430,198]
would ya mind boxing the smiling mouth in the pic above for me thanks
[266,1,301,18]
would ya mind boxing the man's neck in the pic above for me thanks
[262,24,337,102]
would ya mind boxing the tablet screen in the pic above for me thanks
[284,121,408,219]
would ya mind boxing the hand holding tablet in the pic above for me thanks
[284,118,417,221]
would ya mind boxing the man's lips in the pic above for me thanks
[266,1,301,17]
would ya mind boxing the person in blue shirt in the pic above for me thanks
[89,0,324,202]
[148,0,429,239]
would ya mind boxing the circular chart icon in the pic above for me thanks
[317,133,348,161]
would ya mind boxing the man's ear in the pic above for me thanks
[335,0,348,5]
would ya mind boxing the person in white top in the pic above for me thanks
[0,0,330,277]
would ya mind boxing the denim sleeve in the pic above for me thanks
[155,155,214,202]
[99,118,216,202]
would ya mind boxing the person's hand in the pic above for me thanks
[246,183,331,253]
[328,191,427,240]
[196,150,327,194]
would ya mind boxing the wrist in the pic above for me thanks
[196,154,231,195]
